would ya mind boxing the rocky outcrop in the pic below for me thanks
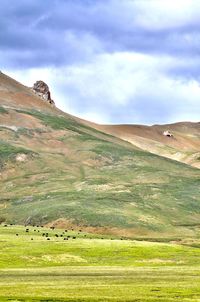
[32,81,55,105]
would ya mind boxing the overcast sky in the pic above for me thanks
[1,0,200,124]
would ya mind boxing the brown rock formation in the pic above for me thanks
[32,81,55,105]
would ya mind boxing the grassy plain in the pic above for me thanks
[1,225,200,301]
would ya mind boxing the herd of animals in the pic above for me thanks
[1,223,123,241]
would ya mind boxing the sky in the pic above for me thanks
[0,0,200,125]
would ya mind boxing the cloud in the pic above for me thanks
[6,51,200,124]
[133,0,200,29]
[2,0,200,67]
[1,0,200,124]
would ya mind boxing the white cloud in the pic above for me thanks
[133,0,200,30]
[5,51,200,124]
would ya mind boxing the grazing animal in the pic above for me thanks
[47,238,50,240]
[55,234,59,237]
[16,234,19,236]
[73,236,76,239]
[64,238,68,240]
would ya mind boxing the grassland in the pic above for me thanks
[1,225,200,301]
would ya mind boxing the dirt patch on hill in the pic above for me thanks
[45,218,164,238]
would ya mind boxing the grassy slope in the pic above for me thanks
[0,107,200,238]
[80,120,200,171]
[1,225,200,301]
[96,122,200,168]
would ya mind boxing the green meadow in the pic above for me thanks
[1,225,200,301]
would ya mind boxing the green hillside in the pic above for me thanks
[0,105,200,239]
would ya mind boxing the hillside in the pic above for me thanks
[95,123,200,169]
[0,72,200,239]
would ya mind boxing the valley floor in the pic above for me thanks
[1,225,200,302]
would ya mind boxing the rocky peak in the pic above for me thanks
[32,81,55,105]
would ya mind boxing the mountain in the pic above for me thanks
[0,72,200,239]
